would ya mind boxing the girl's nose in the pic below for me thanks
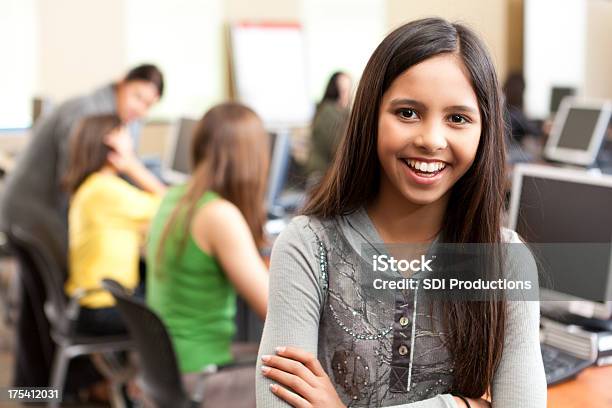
[413,120,448,152]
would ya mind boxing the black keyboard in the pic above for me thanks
[541,343,592,386]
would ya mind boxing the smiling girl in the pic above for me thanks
[256,18,546,408]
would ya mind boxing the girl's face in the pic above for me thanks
[377,53,482,207]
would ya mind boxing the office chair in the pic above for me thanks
[102,279,257,408]
[5,219,134,408]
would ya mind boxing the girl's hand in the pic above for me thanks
[105,127,137,172]
[261,346,346,408]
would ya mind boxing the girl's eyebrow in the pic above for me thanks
[389,98,427,111]
[443,105,479,115]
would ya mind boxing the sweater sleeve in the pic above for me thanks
[256,216,458,408]
[257,216,324,407]
[490,231,547,407]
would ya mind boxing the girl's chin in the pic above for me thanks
[399,192,445,206]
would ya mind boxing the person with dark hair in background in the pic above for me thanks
[503,73,543,164]
[64,114,165,336]
[306,71,352,184]
[0,64,163,393]
[503,72,542,144]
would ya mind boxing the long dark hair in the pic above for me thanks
[321,71,346,104]
[303,18,507,398]
[155,102,269,265]
[315,71,347,115]
[63,114,123,194]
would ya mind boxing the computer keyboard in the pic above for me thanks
[541,343,592,385]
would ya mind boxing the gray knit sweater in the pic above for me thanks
[256,208,546,407]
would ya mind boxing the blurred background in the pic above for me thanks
[0,0,611,407]
[2,0,609,148]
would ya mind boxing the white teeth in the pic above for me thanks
[405,160,446,173]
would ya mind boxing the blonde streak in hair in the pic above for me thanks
[211,142,231,194]
[247,124,267,242]
[228,120,262,247]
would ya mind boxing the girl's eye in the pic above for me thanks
[398,108,418,120]
[449,114,469,124]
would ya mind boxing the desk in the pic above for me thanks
[547,365,612,407]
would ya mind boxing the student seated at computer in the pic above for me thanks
[503,73,543,144]
[64,114,166,335]
[146,102,269,377]
[306,71,352,186]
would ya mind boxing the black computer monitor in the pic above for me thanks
[508,164,612,319]
[550,87,576,115]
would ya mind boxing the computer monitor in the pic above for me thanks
[508,164,612,320]
[266,130,291,216]
[550,87,576,115]
[162,117,198,184]
[543,99,611,166]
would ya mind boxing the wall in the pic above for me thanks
[7,0,610,127]
[506,0,524,74]
[523,0,611,118]
[124,0,225,119]
[226,0,299,20]
[387,0,509,82]
[37,0,125,101]
[34,0,512,110]
[0,0,37,128]
[584,0,612,99]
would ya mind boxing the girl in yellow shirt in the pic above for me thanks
[63,114,166,335]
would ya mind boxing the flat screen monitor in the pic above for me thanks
[266,131,291,215]
[550,87,576,115]
[543,99,611,166]
[508,164,612,319]
[163,117,197,184]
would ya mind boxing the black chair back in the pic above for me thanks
[102,279,191,408]
[6,215,70,335]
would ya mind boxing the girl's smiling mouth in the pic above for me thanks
[400,157,449,184]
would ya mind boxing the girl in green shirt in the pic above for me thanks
[146,102,269,373]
